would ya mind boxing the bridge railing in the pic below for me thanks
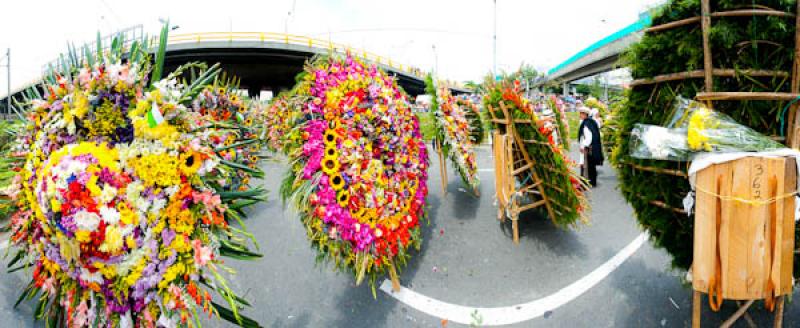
[40,29,424,79]
[165,32,424,78]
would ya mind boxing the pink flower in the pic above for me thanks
[192,239,212,267]
[73,300,90,328]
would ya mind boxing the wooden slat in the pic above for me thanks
[693,162,718,293]
[622,161,688,178]
[717,160,734,298]
[630,69,789,87]
[646,16,701,33]
[696,92,800,101]
[512,162,533,175]
[713,9,794,18]
[779,157,796,295]
[701,0,714,93]
[499,101,557,223]
[516,199,547,213]
[726,158,750,299]
[650,199,687,214]
[789,1,800,148]
[646,9,794,33]
[746,158,769,299]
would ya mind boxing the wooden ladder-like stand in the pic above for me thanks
[487,101,556,244]
[638,1,800,326]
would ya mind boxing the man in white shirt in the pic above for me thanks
[578,106,603,187]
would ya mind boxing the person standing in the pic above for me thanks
[590,108,603,129]
[578,106,603,187]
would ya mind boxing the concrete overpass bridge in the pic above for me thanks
[1,29,467,115]
[542,13,652,90]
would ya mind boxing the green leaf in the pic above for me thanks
[150,20,170,85]
[14,282,35,308]
[96,31,103,63]
[219,243,263,260]
[210,301,262,328]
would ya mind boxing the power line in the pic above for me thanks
[308,27,492,39]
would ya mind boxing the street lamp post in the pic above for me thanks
[2,49,8,116]
[493,0,497,79]
[432,45,438,75]
[285,0,298,35]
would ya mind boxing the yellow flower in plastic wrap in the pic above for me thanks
[687,107,712,151]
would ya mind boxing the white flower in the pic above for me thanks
[150,198,167,215]
[157,313,176,328]
[79,268,103,285]
[119,311,133,328]
[99,185,117,204]
[98,206,120,225]
[74,210,101,231]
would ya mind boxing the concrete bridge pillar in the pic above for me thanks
[562,82,568,97]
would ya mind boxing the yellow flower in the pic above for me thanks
[126,235,137,249]
[75,230,92,243]
[330,173,345,191]
[687,107,711,151]
[158,262,186,289]
[129,153,181,187]
[72,92,89,119]
[323,129,338,146]
[180,152,202,176]
[95,262,117,279]
[337,191,350,208]
[99,226,124,254]
[123,258,147,287]
[321,155,340,175]
[118,202,138,226]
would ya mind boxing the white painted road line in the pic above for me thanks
[380,232,649,326]
[478,168,494,172]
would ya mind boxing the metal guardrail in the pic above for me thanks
[3,30,433,110]
[41,29,424,79]
[165,31,425,78]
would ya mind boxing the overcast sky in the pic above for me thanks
[0,0,664,95]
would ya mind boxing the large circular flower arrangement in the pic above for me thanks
[4,32,263,327]
[485,82,589,227]
[262,92,301,154]
[192,83,265,191]
[455,96,486,145]
[613,0,799,273]
[281,55,428,289]
[425,75,480,192]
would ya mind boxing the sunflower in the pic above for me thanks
[323,130,338,146]
[224,137,235,146]
[180,152,202,175]
[321,155,340,175]
[350,207,366,219]
[217,87,226,95]
[230,95,240,103]
[337,191,350,208]
[249,155,259,164]
[245,118,254,126]
[324,146,337,158]
[330,173,345,191]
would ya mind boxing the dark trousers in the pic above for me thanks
[587,159,597,187]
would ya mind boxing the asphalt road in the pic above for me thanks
[1,144,798,327]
